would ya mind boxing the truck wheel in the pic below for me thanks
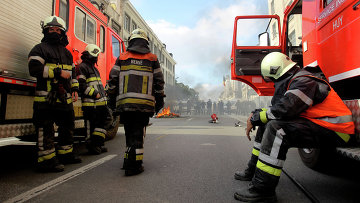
[298,148,334,170]
[106,115,120,140]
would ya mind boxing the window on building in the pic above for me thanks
[132,21,137,31]
[100,26,105,53]
[75,8,96,44]
[149,39,153,52]
[124,13,130,32]
[112,35,120,58]
[59,0,69,29]
[154,45,158,56]
[112,20,121,35]
[271,0,275,14]
[272,23,278,40]
[287,0,294,7]
[289,30,296,46]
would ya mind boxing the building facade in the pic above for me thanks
[268,0,302,47]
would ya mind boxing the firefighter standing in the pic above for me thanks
[77,44,108,155]
[233,52,355,202]
[107,28,165,176]
[28,16,81,172]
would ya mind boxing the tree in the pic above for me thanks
[165,80,199,101]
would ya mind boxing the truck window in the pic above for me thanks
[59,0,69,29]
[100,26,105,53]
[112,35,120,58]
[236,18,279,47]
[86,17,96,44]
[324,0,333,8]
[75,7,96,44]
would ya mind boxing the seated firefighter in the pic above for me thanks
[233,52,355,202]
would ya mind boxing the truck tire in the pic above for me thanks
[298,148,334,170]
[105,115,120,140]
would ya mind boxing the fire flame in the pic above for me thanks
[156,106,180,118]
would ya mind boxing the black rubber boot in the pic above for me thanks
[125,166,144,176]
[234,154,258,181]
[58,153,82,164]
[36,157,64,173]
[234,167,255,181]
[87,144,108,155]
[234,184,277,202]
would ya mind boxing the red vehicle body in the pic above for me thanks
[54,0,125,86]
[0,0,125,144]
[231,0,360,167]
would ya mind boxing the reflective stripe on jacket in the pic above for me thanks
[77,62,107,107]
[108,51,164,113]
[287,73,355,140]
[28,42,79,109]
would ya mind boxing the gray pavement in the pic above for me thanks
[0,115,359,202]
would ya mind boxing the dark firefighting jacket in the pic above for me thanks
[251,67,354,142]
[28,42,79,110]
[77,61,107,108]
[107,39,165,114]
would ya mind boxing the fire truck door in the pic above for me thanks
[231,15,282,96]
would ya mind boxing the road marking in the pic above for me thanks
[156,134,168,140]
[4,154,117,203]
[186,118,193,122]
[200,143,216,146]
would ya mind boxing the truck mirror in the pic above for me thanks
[258,32,270,46]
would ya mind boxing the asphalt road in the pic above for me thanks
[0,115,359,202]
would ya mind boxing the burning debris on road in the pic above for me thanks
[156,107,180,118]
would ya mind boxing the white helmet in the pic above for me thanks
[42,16,66,31]
[261,52,296,80]
[129,28,148,42]
[85,44,101,57]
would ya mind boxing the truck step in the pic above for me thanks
[336,147,360,161]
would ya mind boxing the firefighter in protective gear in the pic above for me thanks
[28,16,81,173]
[77,44,109,155]
[107,28,165,176]
[234,52,355,202]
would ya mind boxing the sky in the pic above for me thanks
[130,0,268,100]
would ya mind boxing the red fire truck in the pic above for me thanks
[231,0,360,168]
[0,0,125,145]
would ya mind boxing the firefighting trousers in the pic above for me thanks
[83,106,108,147]
[251,117,347,191]
[120,112,150,170]
[33,107,75,163]
[245,125,266,171]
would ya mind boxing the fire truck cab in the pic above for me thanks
[231,0,360,168]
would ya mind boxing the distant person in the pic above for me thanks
[218,100,224,115]
[107,28,165,176]
[235,100,241,115]
[213,101,217,114]
[187,100,192,115]
[226,101,232,115]
[28,16,81,172]
[178,101,184,115]
[207,99,212,114]
[233,52,354,202]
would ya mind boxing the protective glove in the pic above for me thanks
[250,108,268,126]
[155,95,164,114]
